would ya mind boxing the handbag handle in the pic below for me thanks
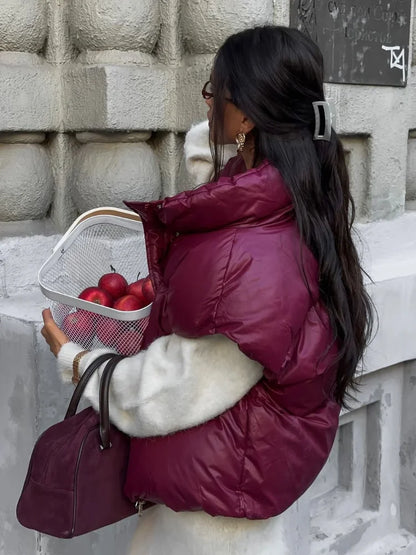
[99,355,127,449]
[65,353,117,419]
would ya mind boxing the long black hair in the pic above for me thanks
[211,26,374,407]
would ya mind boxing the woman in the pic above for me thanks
[42,26,373,553]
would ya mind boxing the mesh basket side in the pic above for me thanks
[52,301,149,356]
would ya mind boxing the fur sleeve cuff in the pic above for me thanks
[184,120,237,186]
[184,120,214,185]
[57,342,115,384]
[57,342,85,384]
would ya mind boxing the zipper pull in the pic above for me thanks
[135,499,145,517]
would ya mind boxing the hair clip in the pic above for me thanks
[312,101,332,141]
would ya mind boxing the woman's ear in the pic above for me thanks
[240,113,255,135]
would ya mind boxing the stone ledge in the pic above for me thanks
[0,233,61,298]
[0,289,47,323]
[311,507,416,554]
[356,212,416,374]
[0,218,57,239]
[0,212,415,370]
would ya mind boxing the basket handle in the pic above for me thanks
[52,207,142,254]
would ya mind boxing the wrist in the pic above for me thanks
[56,343,116,385]
[72,350,90,385]
[57,342,87,384]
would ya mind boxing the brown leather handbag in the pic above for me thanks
[16,353,138,538]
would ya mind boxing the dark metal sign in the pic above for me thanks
[290,0,411,86]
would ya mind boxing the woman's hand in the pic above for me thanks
[41,308,70,357]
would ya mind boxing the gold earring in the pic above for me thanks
[235,132,246,153]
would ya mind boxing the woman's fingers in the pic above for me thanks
[41,308,70,357]
[42,307,53,323]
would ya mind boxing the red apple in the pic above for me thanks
[115,330,143,356]
[126,278,146,303]
[95,318,122,347]
[98,271,128,300]
[142,276,155,303]
[113,294,146,311]
[79,286,113,307]
[62,310,96,342]
[127,275,154,305]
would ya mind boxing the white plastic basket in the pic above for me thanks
[39,207,151,355]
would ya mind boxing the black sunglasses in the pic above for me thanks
[201,81,234,103]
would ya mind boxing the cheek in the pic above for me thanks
[205,98,213,115]
[222,116,239,144]
[222,103,243,144]
[210,104,239,145]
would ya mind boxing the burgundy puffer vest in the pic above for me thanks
[124,158,340,519]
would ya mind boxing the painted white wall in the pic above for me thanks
[0,0,416,553]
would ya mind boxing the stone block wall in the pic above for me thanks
[0,0,277,229]
[2,0,412,227]
[1,1,416,554]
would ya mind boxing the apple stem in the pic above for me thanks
[110,265,116,273]
[136,272,141,280]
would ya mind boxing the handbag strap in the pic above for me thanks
[65,353,117,419]
[99,354,127,449]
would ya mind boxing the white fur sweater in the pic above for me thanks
[184,119,236,185]
[58,334,262,437]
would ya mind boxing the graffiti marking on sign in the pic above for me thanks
[382,45,406,81]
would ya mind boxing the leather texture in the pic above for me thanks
[16,354,136,538]
[123,157,341,519]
